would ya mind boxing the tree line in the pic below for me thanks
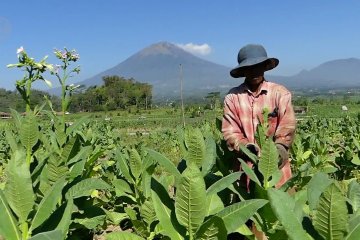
[0,76,152,113]
[70,75,152,112]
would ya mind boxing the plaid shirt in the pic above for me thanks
[222,80,296,188]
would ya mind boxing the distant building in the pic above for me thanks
[0,112,11,119]
[294,106,308,114]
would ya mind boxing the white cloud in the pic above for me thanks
[176,43,211,56]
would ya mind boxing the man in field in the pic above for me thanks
[222,44,296,239]
[222,44,296,190]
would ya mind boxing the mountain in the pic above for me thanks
[49,42,360,99]
[274,58,360,90]
[71,42,237,99]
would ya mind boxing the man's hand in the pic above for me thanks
[246,143,260,156]
[276,143,289,169]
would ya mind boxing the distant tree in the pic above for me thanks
[69,76,152,112]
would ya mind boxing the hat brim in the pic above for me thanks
[230,57,279,78]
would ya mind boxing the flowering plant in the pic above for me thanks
[51,48,81,120]
[7,47,53,112]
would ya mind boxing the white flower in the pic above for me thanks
[17,46,24,54]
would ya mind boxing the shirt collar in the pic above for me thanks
[241,80,269,96]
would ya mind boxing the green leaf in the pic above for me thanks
[65,178,111,199]
[238,158,261,186]
[216,199,268,233]
[140,200,157,226]
[314,183,348,240]
[104,210,128,225]
[348,180,360,212]
[73,215,106,229]
[19,112,39,151]
[66,116,89,135]
[184,127,206,167]
[346,218,360,240]
[194,216,227,240]
[105,231,145,240]
[55,198,73,238]
[61,135,80,163]
[205,194,224,216]
[115,150,133,183]
[28,230,63,240]
[113,178,134,197]
[175,162,207,237]
[206,172,241,196]
[268,188,312,240]
[151,179,183,240]
[202,136,217,176]
[129,148,142,179]
[4,150,35,223]
[307,172,333,210]
[0,190,21,240]
[258,139,278,188]
[146,148,181,184]
[46,154,69,185]
[30,178,66,232]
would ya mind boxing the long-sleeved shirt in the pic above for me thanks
[222,80,296,188]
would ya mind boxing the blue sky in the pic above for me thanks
[1,0,360,90]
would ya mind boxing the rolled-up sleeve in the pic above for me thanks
[222,94,249,151]
[274,92,296,148]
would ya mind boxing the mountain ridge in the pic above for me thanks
[49,42,360,99]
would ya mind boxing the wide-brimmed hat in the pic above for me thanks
[230,44,279,78]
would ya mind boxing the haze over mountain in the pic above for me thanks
[51,41,360,99]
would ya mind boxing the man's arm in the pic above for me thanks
[274,92,296,149]
[222,94,249,152]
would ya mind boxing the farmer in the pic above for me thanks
[222,44,296,190]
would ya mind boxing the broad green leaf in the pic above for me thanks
[268,188,312,240]
[238,158,261,186]
[129,148,142,179]
[0,190,21,240]
[314,183,348,240]
[104,210,128,225]
[55,198,73,238]
[348,180,360,212]
[61,135,80,163]
[205,194,224,216]
[194,216,227,240]
[206,172,241,196]
[19,112,39,151]
[115,150,133,183]
[67,145,92,165]
[184,127,206,167]
[216,199,267,233]
[66,116,89,135]
[105,231,145,240]
[346,218,360,240]
[74,215,106,229]
[146,148,181,184]
[28,230,63,240]
[151,179,184,240]
[112,178,133,197]
[46,154,69,185]
[258,139,278,188]
[307,172,333,210]
[65,178,111,199]
[175,162,207,237]
[202,136,216,176]
[4,150,35,223]
[140,200,156,226]
[30,178,66,232]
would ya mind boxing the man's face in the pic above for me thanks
[243,63,265,85]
